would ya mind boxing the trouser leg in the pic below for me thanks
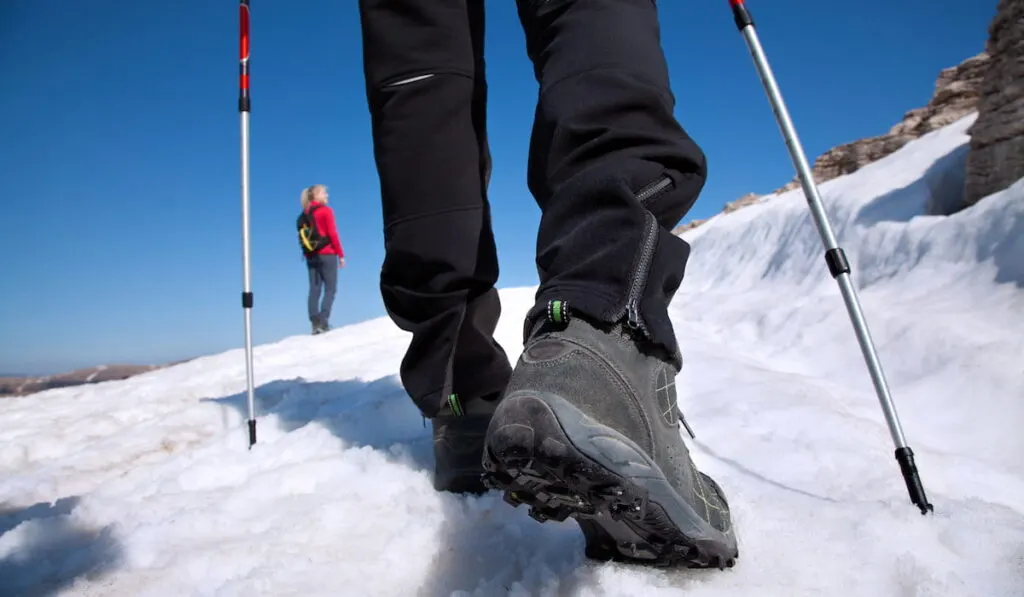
[307,258,323,324]
[358,0,512,418]
[516,0,707,365]
[319,255,338,325]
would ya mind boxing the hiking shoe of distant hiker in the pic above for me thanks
[432,392,502,494]
[481,302,739,569]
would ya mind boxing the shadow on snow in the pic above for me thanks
[202,371,603,595]
[0,496,122,597]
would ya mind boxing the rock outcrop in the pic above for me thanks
[964,0,1024,206]
[771,52,989,195]
[674,40,998,235]
[674,192,760,234]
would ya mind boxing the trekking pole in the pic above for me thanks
[239,0,258,448]
[726,0,933,515]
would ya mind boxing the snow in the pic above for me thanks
[84,365,109,384]
[2,114,1023,596]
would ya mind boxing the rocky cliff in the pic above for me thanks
[674,14,1009,235]
[772,52,989,196]
[964,0,1024,206]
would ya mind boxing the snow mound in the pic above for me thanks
[1,115,1022,596]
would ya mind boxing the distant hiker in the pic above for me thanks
[297,184,345,334]
[356,0,737,570]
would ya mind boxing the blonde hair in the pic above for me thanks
[300,184,328,210]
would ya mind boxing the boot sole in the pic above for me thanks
[481,391,739,569]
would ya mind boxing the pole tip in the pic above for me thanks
[895,447,934,515]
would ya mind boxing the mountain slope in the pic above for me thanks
[1,116,1022,597]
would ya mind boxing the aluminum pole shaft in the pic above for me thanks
[240,0,257,448]
[727,0,933,515]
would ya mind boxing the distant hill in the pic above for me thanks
[0,363,171,397]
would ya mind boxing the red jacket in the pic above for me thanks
[306,201,344,258]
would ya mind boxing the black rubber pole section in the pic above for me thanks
[895,448,933,514]
[727,0,933,515]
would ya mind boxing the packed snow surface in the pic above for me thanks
[2,115,1022,596]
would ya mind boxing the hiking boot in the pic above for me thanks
[481,302,739,569]
[431,392,502,494]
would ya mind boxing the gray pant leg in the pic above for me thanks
[319,255,338,325]
[308,258,324,323]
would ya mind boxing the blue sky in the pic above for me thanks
[0,0,994,374]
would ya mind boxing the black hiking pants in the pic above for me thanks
[358,0,707,418]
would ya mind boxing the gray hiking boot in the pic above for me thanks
[481,302,739,569]
[432,392,502,494]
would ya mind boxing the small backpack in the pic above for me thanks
[297,204,331,255]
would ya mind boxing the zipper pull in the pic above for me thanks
[626,300,642,330]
